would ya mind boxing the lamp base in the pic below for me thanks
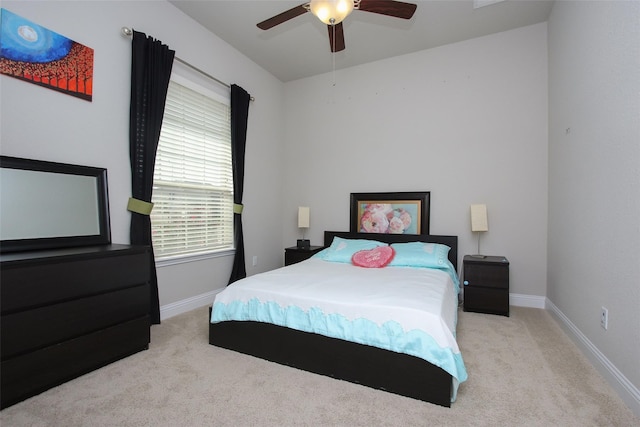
[297,239,310,249]
[470,254,487,259]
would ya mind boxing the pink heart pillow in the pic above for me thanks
[352,246,395,268]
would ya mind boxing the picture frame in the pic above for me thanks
[350,192,430,235]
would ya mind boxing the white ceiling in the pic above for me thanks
[169,0,554,82]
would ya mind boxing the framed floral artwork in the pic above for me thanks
[350,192,430,235]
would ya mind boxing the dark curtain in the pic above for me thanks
[129,30,175,324]
[228,84,251,284]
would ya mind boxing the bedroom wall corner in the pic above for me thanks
[547,0,640,417]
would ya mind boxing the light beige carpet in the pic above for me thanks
[1,306,637,426]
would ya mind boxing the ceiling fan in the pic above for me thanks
[257,0,417,52]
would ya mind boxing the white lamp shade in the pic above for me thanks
[309,0,354,25]
[298,206,310,228]
[470,204,489,232]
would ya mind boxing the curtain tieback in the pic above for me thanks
[127,197,154,215]
[233,203,244,214]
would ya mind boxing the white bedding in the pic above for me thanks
[211,257,467,400]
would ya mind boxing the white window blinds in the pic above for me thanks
[151,79,234,259]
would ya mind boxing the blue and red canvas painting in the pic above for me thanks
[0,8,93,101]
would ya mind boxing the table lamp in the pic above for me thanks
[297,206,310,249]
[470,204,488,258]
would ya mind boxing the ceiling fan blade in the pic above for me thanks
[357,0,417,19]
[257,4,309,30]
[328,22,346,52]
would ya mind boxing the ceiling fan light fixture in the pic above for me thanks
[309,0,354,25]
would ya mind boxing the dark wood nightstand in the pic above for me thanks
[284,245,324,266]
[463,255,510,316]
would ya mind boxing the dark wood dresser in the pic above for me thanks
[0,244,151,408]
[463,255,510,316]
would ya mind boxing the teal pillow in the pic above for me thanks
[388,242,451,268]
[317,237,387,263]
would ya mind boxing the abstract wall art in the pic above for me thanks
[0,8,94,101]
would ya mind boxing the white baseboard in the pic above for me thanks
[510,293,546,309]
[160,289,223,320]
[546,299,640,418]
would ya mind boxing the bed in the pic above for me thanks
[209,231,467,407]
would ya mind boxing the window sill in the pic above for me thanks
[155,248,235,267]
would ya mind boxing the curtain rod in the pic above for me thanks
[121,27,254,102]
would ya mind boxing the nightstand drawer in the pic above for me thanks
[464,287,509,316]
[464,263,509,289]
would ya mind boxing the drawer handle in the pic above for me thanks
[463,280,469,286]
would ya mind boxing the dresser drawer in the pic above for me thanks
[1,250,149,313]
[1,317,150,409]
[1,284,149,359]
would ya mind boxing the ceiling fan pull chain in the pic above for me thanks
[332,22,336,86]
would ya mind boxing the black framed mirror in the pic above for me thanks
[0,155,111,253]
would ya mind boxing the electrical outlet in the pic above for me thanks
[252,256,258,267]
[600,307,608,330]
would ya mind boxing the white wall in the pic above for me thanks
[547,0,640,415]
[0,1,286,310]
[283,23,549,299]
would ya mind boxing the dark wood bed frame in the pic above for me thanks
[209,231,459,407]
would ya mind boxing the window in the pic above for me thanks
[151,76,233,261]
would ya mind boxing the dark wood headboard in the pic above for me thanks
[323,231,458,271]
